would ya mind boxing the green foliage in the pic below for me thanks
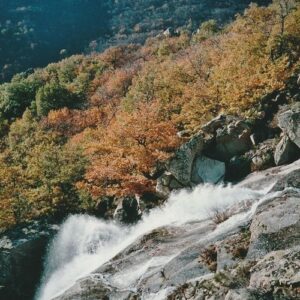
[0,79,38,120]
[35,81,77,116]
[0,54,106,123]
[192,19,219,43]
[269,33,300,62]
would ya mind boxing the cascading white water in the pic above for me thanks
[36,184,268,300]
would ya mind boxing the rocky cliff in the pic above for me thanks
[0,221,59,300]
[40,160,300,300]
[38,84,300,299]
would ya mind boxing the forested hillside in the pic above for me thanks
[0,0,299,229]
[95,0,271,50]
[0,0,108,82]
[0,0,270,83]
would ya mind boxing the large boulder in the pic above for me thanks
[156,171,184,197]
[157,155,225,196]
[225,289,256,300]
[249,138,276,171]
[0,221,58,300]
[201,114,229,134]
[157,128,228,194]
[202,115,253,161]
[274,135,300,165]
[167,133,204,186]
[277,102,300,148]
[191,155,225,184]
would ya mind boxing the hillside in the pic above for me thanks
[0,0,108,83]
[0,0,270,83]
[0,0,299,229]
[95,0,271,50]
[0,1,299,299]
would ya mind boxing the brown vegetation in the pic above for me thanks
[0,1,299,229]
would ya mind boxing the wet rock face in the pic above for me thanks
[53,220,219,300]
[270,169,300,191]
[53,276,112,300]
[53,161,300,300]
[216,230,251,272]
[0,221,58,300]
[113,196,142,224]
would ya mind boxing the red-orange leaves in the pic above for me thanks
[43,107,106,137]
[81,101,180,197]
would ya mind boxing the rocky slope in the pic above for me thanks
[44,160,300,300]
[84,74,299,225]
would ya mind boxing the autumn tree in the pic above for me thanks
[273,0,298,35]
[269,0,300,62]
[43,107,106,137]
[0,110,86,228]
[79,101,180,198]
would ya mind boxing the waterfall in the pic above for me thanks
[36,184,269,300]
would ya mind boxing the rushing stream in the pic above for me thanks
[36,184,273,300]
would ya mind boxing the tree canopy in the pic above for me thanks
[0,0,299,229]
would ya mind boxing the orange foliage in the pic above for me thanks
[99,44,142,69]
[90,68,137,106]
[1,1,300,229]
[43,107,106,137]
[79,101,180,197]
